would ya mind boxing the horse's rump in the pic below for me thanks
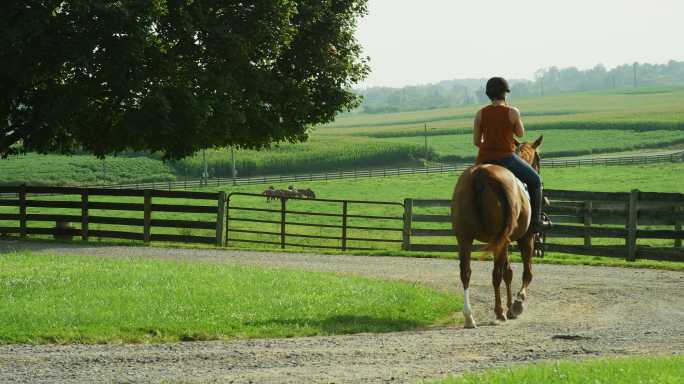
[472,166,518,255]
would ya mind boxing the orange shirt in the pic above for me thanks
[475,105,516,164]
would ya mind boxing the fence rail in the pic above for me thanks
[405,189,684,262]
[2,151,681,194]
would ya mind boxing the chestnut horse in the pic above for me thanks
[451,135,544,328]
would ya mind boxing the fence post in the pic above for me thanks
[341,201,348,251]
[225,196,231,247]
[280,197,286,249]
[81,189,89,241]
[19,184,27,238]
[402,198,413,251]
[583,201,592,246]
[143,190,152,243]
[626,189,639,261]
[216,191,226,247]
[675,205,682,249]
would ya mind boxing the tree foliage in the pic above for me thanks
[0,0,369,159]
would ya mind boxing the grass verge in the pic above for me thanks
[0,252,460,344]
[3,236,683,274]
[428,355,684,384]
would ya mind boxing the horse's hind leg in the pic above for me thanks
[493,249,508,322]
[512,233,534,317]
[458,237,476,329]
[504,258,516,319]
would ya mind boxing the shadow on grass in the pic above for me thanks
[244,315,424,336]
[0,237,129,254]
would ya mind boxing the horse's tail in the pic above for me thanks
[472,167,515,255]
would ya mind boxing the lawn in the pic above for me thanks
[0,252,460,344]
[428,355,684,384]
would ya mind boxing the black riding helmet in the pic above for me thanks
[485,77,511,100]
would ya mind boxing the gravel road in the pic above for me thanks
[1,241,683,384]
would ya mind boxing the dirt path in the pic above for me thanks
[1,241,683,384]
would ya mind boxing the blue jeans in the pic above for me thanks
[489,154,543,223]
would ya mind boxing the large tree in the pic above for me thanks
[0,0,369,159]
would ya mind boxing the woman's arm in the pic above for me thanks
[510,107,525,137]
[473,109,483,147]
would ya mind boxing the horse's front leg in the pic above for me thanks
[458,236,476,329]
[512,233,535,317]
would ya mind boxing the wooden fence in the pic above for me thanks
[0,186,226,245]
[404,189,684,262]
[1,186,683,262]
[225,193,404,251]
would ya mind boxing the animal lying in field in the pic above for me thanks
[297,188,316,199]
[262,186,316,201]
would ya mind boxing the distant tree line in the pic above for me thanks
[358,79,483,114]
[355,60,684,114]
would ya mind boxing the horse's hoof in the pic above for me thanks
[495,314,507,322]
[464,315,477,329]
[511,300,524,317]
[491,318,507,326]
[506,309,518,320]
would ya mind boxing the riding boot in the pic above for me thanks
[529,186,552,233]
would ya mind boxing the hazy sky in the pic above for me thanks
[356,0,684,88]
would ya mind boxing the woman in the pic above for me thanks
[473,77,550,233]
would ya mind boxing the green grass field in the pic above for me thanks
[0,153,177,186]
[378,129,684,161]
[429,355,684,384]
[0,252,460,344]
[1,86,683,185]
[329,86,684,135]
[215,162,684,201]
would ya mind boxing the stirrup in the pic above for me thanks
[530,216,553,233]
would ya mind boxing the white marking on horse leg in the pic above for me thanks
[463,288,477,329]
[463,289,472,316]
